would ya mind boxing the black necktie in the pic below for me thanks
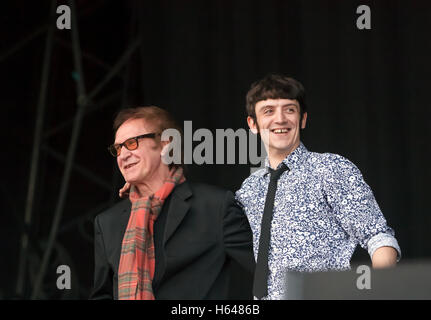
[253,162,289,299]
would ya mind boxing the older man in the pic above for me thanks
[90,106,255,300]
[235,74,401,300]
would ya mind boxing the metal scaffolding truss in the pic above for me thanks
[4,0,146,299]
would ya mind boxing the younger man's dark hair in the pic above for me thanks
[246,74,307,121]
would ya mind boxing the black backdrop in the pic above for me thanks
[1,0,430,299]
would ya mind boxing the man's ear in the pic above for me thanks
[247,116,258,134]
[160,138,171,155]
[301,112,307,129]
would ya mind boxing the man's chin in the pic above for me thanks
[268,143,296,155]
[123,176,138,184]
[269,142,293,149]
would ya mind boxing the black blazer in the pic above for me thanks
[90,181,255,300]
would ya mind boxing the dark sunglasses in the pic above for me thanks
[108,133,158,157]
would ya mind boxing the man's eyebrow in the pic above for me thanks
[258,104,275,110]
[258,102,298,110]
[114,137,127,145]
[282,103,299,108]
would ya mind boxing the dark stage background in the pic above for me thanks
[1,0,430,299]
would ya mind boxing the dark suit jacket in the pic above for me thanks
[90,181,255,300]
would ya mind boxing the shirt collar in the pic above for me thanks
[258,142,309,177]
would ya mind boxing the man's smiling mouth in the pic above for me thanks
[124,162,138,170]
[271,128,291,134]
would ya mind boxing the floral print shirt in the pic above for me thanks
[235,142,401,300]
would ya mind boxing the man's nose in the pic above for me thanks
[274,108,288,123]
[118,145,132,161]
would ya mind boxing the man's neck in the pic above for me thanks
[134,165,171,198]
[268,154,286,170]
[267,142,300,169]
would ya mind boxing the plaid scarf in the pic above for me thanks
[118,167,185,300]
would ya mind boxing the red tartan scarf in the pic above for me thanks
[118,167,185,300]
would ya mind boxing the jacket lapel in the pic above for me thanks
[116,182,191,249]
[163,181,192,245]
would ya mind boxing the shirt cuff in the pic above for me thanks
[367,232,402,262]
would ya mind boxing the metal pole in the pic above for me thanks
[0,26,48,63]
[87,37,141,101]
[42,145,112,191]
[31,0,88,299]
[15,0,57,298]
[43,90,121,139]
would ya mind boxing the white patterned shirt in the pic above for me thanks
[235,142,401,300]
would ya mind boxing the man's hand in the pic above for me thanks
[371,246,398,269]
[119,182,131,198]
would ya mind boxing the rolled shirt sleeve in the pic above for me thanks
[367,232,401,262]
[323,154,401,260]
